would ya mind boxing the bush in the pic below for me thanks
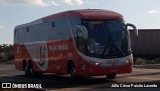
[135,58,157,65]
[135,58,146,65]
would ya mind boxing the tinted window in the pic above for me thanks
[62,18,71,40]
[14,29,19,43]
[19,29,24,43]
[25,26,31,42]
[39,23,48,41]
[30,24,40,42]
[48,18,71,41]
[69,17,81,38]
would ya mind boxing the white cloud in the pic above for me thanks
[0,25,5,30]
[62,0,74,6]
[85,1,98,5]
[0,0,95,7]
[62,0,84,6]
[74,0,84,6]
[148,10,160,14]
[31,0,49,6]
[48,1,60,6]
[0,0,49,7]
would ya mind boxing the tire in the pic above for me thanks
[24,62,34,77]
[106,74,116,79]
[34,72,42,77]
[70,66,77,80]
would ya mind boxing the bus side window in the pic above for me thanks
[14,29,19,44]
[55,20,59,40]
[39,23,48,41]
[30,24,40,42]
[52,22,55,27]
[58,19,63,39]
[63,19,71,40]
[25,26,31,42]
[18,28,25,44]
[26,27,29,32]
[14,29,16,36]
[48,21,57,40]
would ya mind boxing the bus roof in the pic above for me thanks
[42,9,123,22]
[15,9,123,29]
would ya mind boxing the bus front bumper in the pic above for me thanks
[77,61,133,77]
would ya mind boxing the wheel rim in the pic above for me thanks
[30,66,33,75]
[71,67,76,79]
[25,64,28,75]
[28,63,34,76]
[25,63,34,77]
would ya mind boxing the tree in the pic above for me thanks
[0,44,14,61]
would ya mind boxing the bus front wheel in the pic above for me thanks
[70,65,77,80]
[106,74,116,79]
[68,62,78,80]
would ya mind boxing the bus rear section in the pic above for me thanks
[14,9,138,79]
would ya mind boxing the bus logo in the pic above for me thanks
[36,44,48,71]
[38,46,46,67]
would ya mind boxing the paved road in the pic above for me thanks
[0,64,160,91]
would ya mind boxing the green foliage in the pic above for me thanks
[145,59,157,64]
[135,58,157,65]
[0,44,14,62]
[135,58,146,65]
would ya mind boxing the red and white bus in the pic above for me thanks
[14,9,138,79]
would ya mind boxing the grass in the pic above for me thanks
[135,58,157,65]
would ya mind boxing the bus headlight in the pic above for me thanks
[89,61,101,66]
[95,62,101,66]
[125,60,129,64]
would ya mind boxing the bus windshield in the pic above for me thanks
[82,19,131,58]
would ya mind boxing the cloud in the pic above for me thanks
[0,25,5,29]
[62,0,84,6]
[0,0,96,7]
[48,1,60,6]
[74,0,84,6]
[62,0,74,6]
[148,10,160,14]
[85,1,98,5]
[0,0,49,7]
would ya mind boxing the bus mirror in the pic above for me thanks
[126,23,138,36]
[75,25,88,40]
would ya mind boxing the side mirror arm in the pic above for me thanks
[127,23,138,36]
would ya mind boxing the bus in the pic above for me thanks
[14,9,138,79]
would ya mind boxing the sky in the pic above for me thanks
[0,0,160,44]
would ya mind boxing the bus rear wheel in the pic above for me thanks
[25,62,34,77]
[106,74,116,79]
